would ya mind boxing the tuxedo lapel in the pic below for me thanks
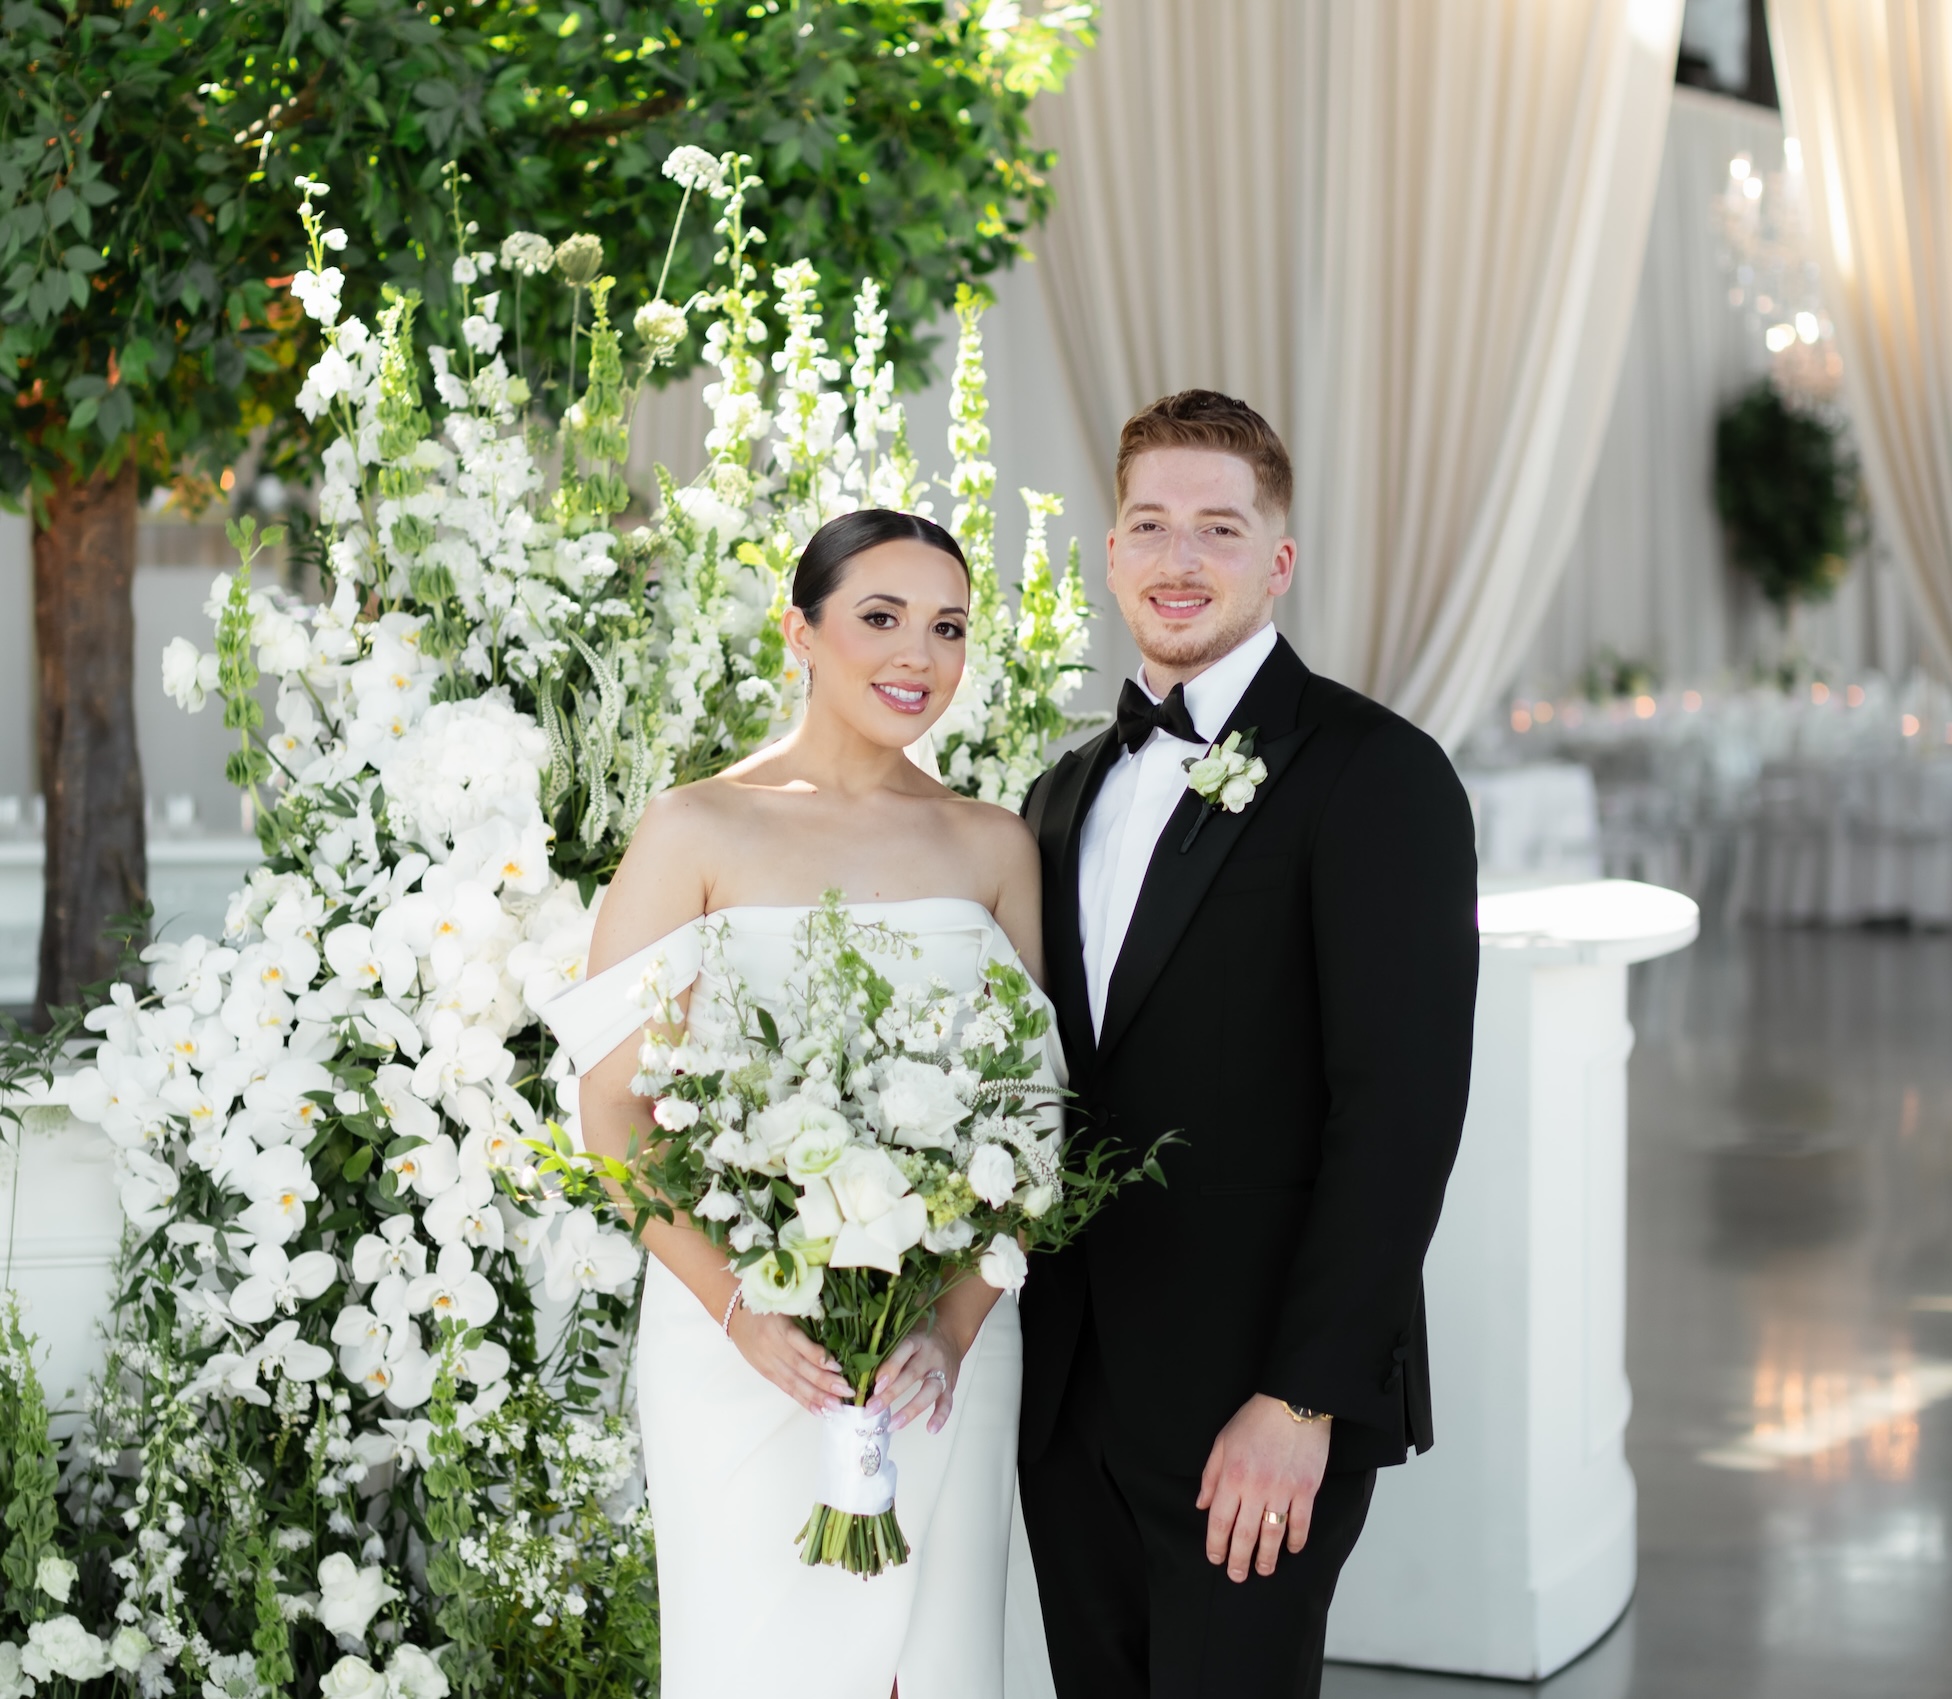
[1038,727,1122,1071]
[1095,639,1319,1064]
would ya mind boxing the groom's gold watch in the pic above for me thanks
[1280,1400,1331,1425]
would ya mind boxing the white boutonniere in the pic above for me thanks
[1180,729,1267,850]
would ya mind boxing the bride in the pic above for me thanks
[542,508,1059,1698]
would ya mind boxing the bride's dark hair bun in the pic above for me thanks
[792,508,969,625]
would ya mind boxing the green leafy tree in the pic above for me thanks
[0,0,1094,1019]
[1714,380,1868,620]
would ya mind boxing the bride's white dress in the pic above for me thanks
[544,898,1059,1699]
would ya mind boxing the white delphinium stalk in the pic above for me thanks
[769,260,848,531]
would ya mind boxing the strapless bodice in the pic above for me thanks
[541,897,1065,1085]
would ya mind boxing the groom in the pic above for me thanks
[1018,391,1479,1699]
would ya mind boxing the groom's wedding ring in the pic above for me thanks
[1263,1509,1287,1528]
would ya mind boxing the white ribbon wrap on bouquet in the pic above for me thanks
[814,1405,898,1516]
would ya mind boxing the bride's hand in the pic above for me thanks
[727,1308,855,1414]
[868,1324,964,1435]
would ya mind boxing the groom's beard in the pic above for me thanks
[1131,582,1270,679]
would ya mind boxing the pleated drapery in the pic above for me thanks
[1769,0,1952,679]
[1033,0,1683,748]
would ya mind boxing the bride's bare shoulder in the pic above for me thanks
[591,778,749,974]
[939,792,1039,882]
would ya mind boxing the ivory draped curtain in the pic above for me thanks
[1033,0,1683,748]
[1768,0,1952,679]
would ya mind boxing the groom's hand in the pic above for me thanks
[1196,1395,1332,1582]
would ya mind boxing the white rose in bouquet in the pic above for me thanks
[749,1094,850,1178]
[826,1146,929,1275]
[739,1245,826,1316]
[386,1645,452,1698]
[967,1142,1018,1209]
[875,1057,969,1149]
[978,1233,1029,1293]
[321,1655,388,1698]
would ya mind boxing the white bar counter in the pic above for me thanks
[1326,878,1698,1682]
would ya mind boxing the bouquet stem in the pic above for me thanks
[795,1501,910,1577]
[797,1399,908,1575]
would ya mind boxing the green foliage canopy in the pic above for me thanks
[1713,379,1868,614]
[0,0,1093,505]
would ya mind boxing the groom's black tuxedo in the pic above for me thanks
[1018,634,1478,1698]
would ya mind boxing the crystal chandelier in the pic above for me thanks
[1714,137,1844,408]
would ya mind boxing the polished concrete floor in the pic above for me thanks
[1326,925,1952,1699]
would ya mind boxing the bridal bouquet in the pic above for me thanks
[550,895,1142,1578]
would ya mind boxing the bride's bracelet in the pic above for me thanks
[720,1288,743,1335]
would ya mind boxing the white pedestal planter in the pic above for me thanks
[0,1077,120,1423]
[1326,879,1698,1683]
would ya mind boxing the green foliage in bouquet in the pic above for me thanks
[3,152,1096,1693]
[1714,380,1868,618]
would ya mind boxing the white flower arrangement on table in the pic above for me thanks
[0,143,1102,1694]
[541,894,1153,1579]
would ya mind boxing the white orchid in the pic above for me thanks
[235,1145,319,1245]
[324,922,420,1000]
[422,1169,504,1250]
[229,1242,339,1324]
[160,636,221,711]
[384,1132,460,1201]
[541,1208,640,1301]
[404,1242,499,1327]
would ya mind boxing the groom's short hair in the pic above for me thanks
[1116,390,1293,521]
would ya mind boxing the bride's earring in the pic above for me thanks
[803,657,814,700]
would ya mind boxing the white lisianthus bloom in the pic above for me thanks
[1020,1182,1056,1219]
[315,1552,399,1641]
[107,1625,152,1673]
[0,1640,27,1699]
[967,1142,1018,1209]
[875,1057,968,1150]
[1220,764,1265,812]
[229,1242,338,1323]
[161,636,221,711]
[653,1096,701,1133]
[739,1245,825,1317]
[321,1654,386,1698]
[386,1645,451,1699]
[749,1095,851,1177]
[923,1215,977,1254]
[20,1615,113,1682]
[783,1116,851,1184]
[978,1233,1028,1292]
[826,1147,929,1274]
[542,1207,641,1300]
[35,1555,77,1602]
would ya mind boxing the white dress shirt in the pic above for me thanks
[1077,622,1279,1037]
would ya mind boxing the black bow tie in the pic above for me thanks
[1115,678,1202,755]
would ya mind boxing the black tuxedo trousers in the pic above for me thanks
[1019,639,1478,1696]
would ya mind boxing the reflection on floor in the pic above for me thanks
[1324,925,1952,1699]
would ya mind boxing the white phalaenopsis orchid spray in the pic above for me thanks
[540,894,1155,1579]
[19,143,1098,1694]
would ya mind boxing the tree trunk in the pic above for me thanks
[33,460,147,1023]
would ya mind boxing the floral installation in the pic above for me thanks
[1,146,1096,1694]
[544,894,1150,1578]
